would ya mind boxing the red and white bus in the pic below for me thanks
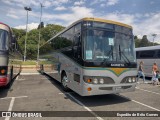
[0,22,21,88]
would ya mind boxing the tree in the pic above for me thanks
[134,36,141,48]
[37,22,44,29]
[134,35,160,48]
[139,35,149,47]
[13,24,65,59]
[12,28,26,40]
[41,24,65,42]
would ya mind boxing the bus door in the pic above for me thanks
[73,33,81,59]
[71,33,82,91]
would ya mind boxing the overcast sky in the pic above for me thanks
[0,0,160,43]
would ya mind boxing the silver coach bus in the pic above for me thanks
[0,22,21,88]
[135,46,160,77]
[39,18,137,96]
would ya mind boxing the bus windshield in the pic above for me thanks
[0,29,8,50]
[83,29,136,63]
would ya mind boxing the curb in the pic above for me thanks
[20,73,41,75]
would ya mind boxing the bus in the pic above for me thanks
[39,17,137,96]
[0,22,21,88]
[135,45,160,77]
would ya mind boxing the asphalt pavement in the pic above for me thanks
[0,73,160,120]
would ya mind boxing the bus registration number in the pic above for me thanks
[116,86,122,90]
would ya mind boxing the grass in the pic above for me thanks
[11,60,55,65]
[38,60,54,65]
[21,61,37,65]
[11,60,36,65]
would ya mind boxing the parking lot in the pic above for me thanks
[0,73,160,120]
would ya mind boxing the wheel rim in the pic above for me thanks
[62,76,68,88]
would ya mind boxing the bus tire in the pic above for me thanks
[61,73,69,91]
[4,82,11,89]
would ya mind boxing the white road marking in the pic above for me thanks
[66,93,103,120]
[0,96,28,100]
[132,100,160,111]
[17,76,46,81]
[8,97,15,111]
[20,71,57,75]
[5,98,15,120]
[5,97,15,120]
[117,94,160,111]
[136,87,160,95]
[3,96,28,120]
[20,73,40,75]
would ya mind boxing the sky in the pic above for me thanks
[0,0,160,43]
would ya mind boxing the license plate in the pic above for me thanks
[116,86,122,90]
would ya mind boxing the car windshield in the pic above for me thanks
[83,29,136,63]
[0,29,9,50]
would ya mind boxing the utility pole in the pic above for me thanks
[152,34,157,46]
[24,7,32,61]
[37,3,44,61]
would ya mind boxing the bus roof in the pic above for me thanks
[135,45,160,51]
[0,22,9,28]
[71,17,132,29]
[0,22,10,32]
[41,17,132,47]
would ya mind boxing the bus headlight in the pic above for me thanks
[132,77,136,83]
[93,78,98,84]
[99,78,104,84]
[83,76,92,83]
[128,78,132,83]
[121,76,137,83]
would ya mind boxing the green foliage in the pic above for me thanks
[12,28,26,40]
[21,61,36,65]
[134,36,140,48]
[48,36,72,51]
[13,24,65,60]
[37,22,44,29]
[41,24,65,43]
[134,35,160,48]
[139,35,149,47]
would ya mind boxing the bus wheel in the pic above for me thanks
[62,74,69,91]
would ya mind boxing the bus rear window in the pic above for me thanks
[0,29,9,50]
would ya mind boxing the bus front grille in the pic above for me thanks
[103,77,115,84]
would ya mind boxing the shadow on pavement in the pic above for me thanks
[0,74,19,98]
[41,71,131,107]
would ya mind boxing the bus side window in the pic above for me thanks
[136,51,139,58]
[157,50,160,58]
[73,33,81,59]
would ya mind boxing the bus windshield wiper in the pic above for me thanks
[119,45,131,65]
[102,45,113,66]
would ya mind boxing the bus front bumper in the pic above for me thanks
[81,83,136,96]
